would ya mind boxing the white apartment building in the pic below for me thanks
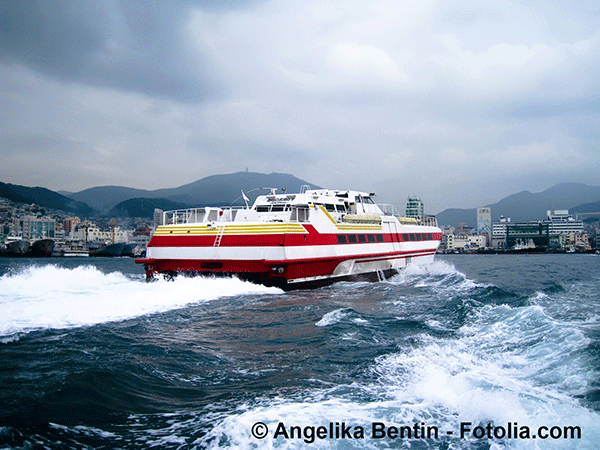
[491,216,510,248]
[71,223,129,243]
[446,234,487,251]
[545,210,584,235]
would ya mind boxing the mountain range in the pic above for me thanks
[435,182,600,227]
[2,174,599,224]
[63,171,321,213]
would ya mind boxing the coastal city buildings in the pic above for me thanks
[71,222,129,244]
[441,207,595,252]
[1,193,598,256]
[0,198,153,256]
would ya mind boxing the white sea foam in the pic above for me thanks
[405,259,459,277]
[315,308,349,327]
[0,265,282,339]
[198,301,600,449]
[390,259,485,294]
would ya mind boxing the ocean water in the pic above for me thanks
[0,254,599,449]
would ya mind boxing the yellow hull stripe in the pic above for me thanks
[154,220,383,235]
[154,224,307,236]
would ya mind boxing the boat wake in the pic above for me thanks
[195,261,600,449]
[0,265,282,340]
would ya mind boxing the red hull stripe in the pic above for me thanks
[148,233,443,248]
[135,249,437,280]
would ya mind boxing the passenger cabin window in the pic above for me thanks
[291,206,310,222]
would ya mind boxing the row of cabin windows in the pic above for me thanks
[336,233,434,244]
[404,233,434,241]
[256,204,345,213]
[320,203,346,212]
[256,200,375,214]
[256,205,291,212]
[337,234,384,244]
[257,203,369,214]
[315,199,374,212]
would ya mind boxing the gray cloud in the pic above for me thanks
[0,0,252,102]
[1,1,599,214]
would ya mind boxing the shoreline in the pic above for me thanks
[438,249,599,255]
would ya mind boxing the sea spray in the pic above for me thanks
[0,265,282,338]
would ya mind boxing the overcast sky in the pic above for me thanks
[1,1,599,214]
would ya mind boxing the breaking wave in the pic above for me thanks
[0,265,282,339]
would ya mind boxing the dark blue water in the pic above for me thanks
[1,255,599,449]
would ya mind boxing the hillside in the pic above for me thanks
[0,181,95,216]
[67,172,322,213]
[436,183,600,227]
[570,201,600,214]
[108,198,189,218]
[67,186,155,212]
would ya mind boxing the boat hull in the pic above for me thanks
[136,244,437,290]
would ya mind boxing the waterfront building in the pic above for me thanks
[439,226,455,251]
[13,215,56,239]
[549,234,567,250]
[129,226,152,247]
[420,215,438,227]
[445,234,486,251]
[477,207,491,234]
[492,211,587,250]
[544,210,584,235]
[63,217,81,235]
[406,196,424,219]
[402,196,437,226]
[505,222,550,249]
[492,217,550,250]
[72,223,128,243]
[153,209,164,227]
[477,207,491,248]
[569,232,591,251]
[491,216,510,249]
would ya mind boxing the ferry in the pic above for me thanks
[135,187,442,289]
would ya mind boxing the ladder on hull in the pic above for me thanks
[213,225,225,247]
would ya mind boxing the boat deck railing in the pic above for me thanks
[163,206,247,225]
[161,204,439,227]
[376,204,439,227]
[377,203,400,216]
